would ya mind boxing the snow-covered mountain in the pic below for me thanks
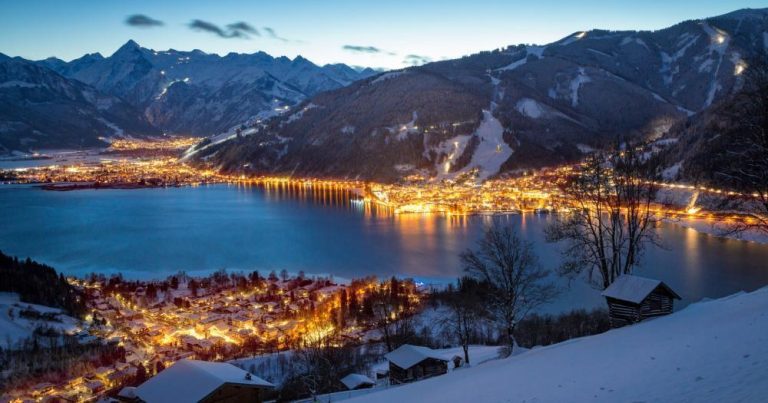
[194,8,768,182]
[0,54,159,153]
[348,286,768,403]
[39,41,377,136]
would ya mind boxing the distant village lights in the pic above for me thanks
[735,61,747,76]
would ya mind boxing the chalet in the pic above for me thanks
[296,287,310,299]
[84,379,105,395]
[340,373,376,390]
[133,359,274,403]
[108,367,137,387]
[602,275,681,328]
[30,382,55,398]
[264,302,278,312]
[385,344,449,384]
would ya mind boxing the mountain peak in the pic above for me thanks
[121,39,140,49]
[291,55,316,67]
[113,40,142,56]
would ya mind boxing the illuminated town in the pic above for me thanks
[1,272,420,401]
[2,138,761,226]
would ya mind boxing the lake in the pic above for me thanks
[1,183,767,313]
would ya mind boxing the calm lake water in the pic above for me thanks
[1,183,767,313]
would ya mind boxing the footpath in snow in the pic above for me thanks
[350,287,768,403]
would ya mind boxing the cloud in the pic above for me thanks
[342,45,396,56]
[186,20,297,42]
[227,22,260,36]
[125,14,164,28]
[403,54,432,66]
[188,19,248,39]
[263,27,290,42]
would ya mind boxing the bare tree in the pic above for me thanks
[545,148,659,290]
[714,56,768,236]
[369,278,418,352]
[289,329,353,399]
[440,277,488,365]
[372,292,398,352]
[461,225,557,352]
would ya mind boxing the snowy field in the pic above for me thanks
[0,292,80,348]
[350,287,768,402]
[295,345,508,403]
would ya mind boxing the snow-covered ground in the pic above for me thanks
[229,351,296,386]
[350,287,768,402]
[0,292,81,348]
[368,345,506,377]
[294,345,509,403]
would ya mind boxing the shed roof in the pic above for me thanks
[340,373,375,390]
[602,275,681,304]
[135,359,273,403]
[385,344,448,370]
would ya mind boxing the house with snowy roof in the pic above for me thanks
[129,359,273,403]
[385,344,449,384]
[340,373,376,390]
[602,275,681,328]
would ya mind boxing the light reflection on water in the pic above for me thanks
[1,183,767,313]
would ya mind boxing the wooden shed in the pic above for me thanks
[602,275,681,328]
[340,373,376,390]
[385,344,449,384]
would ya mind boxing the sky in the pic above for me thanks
[1,0,767,69]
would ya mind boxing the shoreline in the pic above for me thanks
[663,217,768,245]
[39,182,189,191]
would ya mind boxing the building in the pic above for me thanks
[340,373,376,390]
[602,275,681,328]
[130,359,274,403]
[385,344,449,384]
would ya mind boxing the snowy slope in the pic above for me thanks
[351,287,768,403]
[0,292,81,347]
[0,55,159,152]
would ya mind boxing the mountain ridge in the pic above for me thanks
[0,43,377,153]
[192,7,768,182]
[38,41,378,136]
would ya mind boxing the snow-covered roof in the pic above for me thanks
[117,386,137,399]
[135,359,273,402]
[602,275,680,304]
[340,373,375,390]
[385,344,448,369]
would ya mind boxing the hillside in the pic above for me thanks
[0,55,159,153]
[351,287,768,402]
[0,250,86,317]
[195,8,768,182]
[0,292,81,347]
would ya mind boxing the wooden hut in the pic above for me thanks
[385,344,449,384]
[602,275,681,328]
[340,373,376,390]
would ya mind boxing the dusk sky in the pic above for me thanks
[1,0,767,68]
